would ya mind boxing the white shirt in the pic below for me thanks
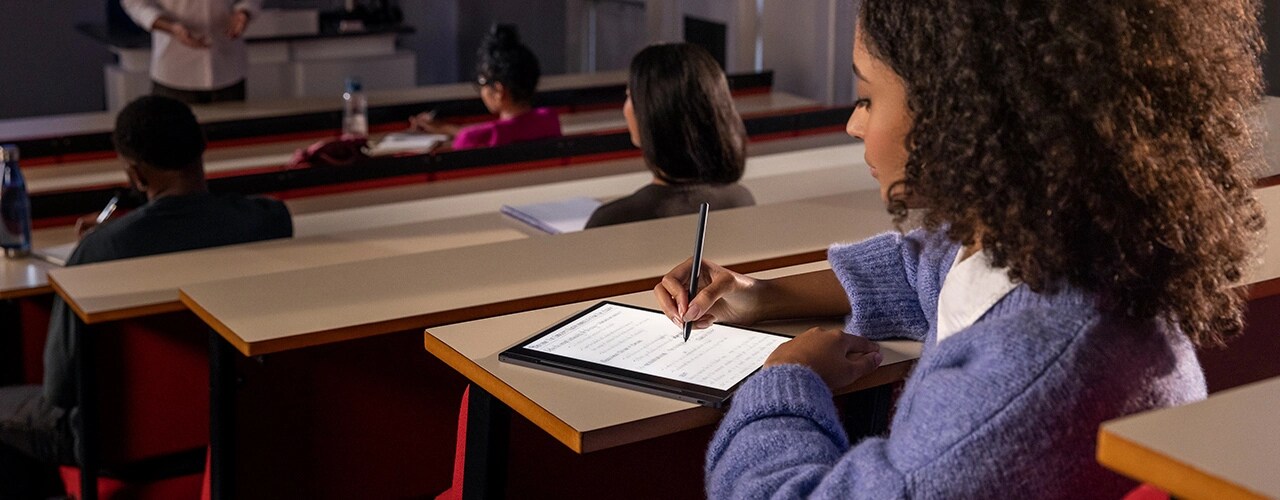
[121,0,262,90]
[935,248,1020,343]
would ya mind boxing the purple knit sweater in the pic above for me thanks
[706,230,1207,499]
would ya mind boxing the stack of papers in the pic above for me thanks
[500,197,603,234]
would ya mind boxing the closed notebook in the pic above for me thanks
[501,197,603,234]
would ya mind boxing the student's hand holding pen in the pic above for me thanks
[654,257,768,331]
[408,111,462,136]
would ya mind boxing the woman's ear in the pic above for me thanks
[491,82,509,103]
[125,163,147,191]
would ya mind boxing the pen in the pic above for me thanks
[684,202,710,342]
[95,194,120,225]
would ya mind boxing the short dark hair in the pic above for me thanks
[477,24,541,104]
[629,43,746,184]
[112,95,206,171]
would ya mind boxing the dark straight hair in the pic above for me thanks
[629,43,747,184]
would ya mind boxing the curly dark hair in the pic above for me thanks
[476,24,541,104]
[859,0,1265,346]
[629,43,747,184]
[113,95,205,171]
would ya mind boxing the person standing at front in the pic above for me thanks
[121,0,261,104]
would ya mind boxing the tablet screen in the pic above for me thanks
[520,302,789,391]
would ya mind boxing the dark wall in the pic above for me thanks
[456,0,566,82]
[0,0,113,120]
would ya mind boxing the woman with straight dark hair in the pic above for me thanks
[410,24,562,150]
[585,43,754,228]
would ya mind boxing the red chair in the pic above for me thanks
[435,385,471,500]
[58,312,211,499]
[1123,484,1171,500]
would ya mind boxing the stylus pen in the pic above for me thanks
[95,194,120,225]
[684,202,710,342]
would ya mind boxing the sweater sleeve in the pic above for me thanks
[707,302,1125,499]
[706,365,909,499]
[827,230,953,342]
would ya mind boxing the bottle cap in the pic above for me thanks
[0,144,17,163]
[345,77,363,93]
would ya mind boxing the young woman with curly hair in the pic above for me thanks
[654,0,1264,497]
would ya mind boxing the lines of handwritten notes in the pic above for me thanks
[526,303,789,390]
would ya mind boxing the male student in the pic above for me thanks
[0,95,292,497]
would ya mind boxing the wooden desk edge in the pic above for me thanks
[0,284,54,300]
[48,276,187,324]
[1096,428,1269,500]
[1246,276,1280,301]
[579,356,918,453]
[422,330,588,453]
[183,250,830,357]
[180,289,254,357]
[423,311,919,455]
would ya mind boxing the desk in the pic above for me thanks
[282,130,853,221]
[1246,185,1280,299]
[1,226,80,299]
[1097,376,1280,499]
[23,91,816,198]
[3,135,862,303]
[30,139,869,312]
[0,70,630,150]
[173,190,891,498]
[421,263,922,497]
[181,191,892,356]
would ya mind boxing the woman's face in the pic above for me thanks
[623,89,641,147]
[847,31,913,203]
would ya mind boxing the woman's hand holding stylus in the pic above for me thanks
[654,258,768,330]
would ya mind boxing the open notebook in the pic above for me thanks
[500,197,603,234]
[368,132,449,156]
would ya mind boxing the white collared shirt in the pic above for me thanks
[121,0,262,90]
[935,248,1020,343]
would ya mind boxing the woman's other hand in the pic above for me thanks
[765,328,882,390]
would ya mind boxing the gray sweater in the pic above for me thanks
[706,229,1206,498]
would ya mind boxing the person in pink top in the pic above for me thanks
[410,25,562,150]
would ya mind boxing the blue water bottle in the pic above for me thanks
[0,144,32,258]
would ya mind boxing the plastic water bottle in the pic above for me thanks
[342,77,368,138]
[0,144,32,258]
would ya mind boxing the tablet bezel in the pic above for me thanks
[498,301,791,408]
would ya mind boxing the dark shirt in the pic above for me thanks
[584,183,756,229]
[43,193,293,408]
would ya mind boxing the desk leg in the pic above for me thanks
[209,331,237,500]
[843,384,895,443]
[462,387,510,500]
[0,299,19,385]
[76,324,99,500]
